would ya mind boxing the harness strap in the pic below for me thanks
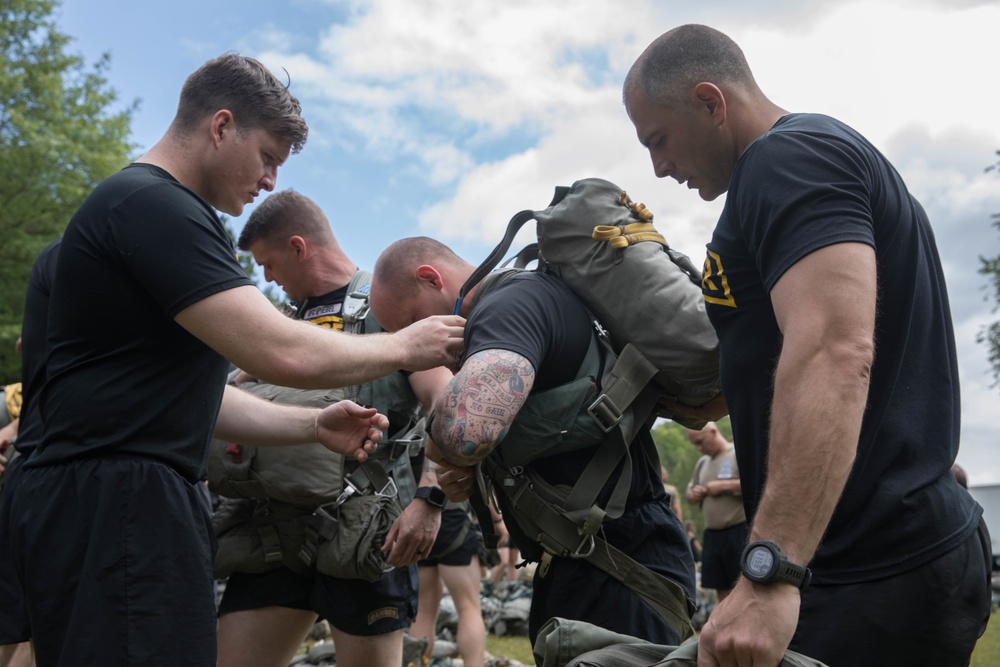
[584,535,694,643]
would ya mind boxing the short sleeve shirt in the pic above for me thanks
[703,114,980,583]
[30,164,253,482]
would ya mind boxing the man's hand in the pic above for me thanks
[382,499,443,567]
[435,463,475,501]
[697,578,800,667]
[315,401,388,462]
[395,315,466,373]
[686,484,708,503]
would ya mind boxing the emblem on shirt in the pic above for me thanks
[718,459,735,480]
[702,251,736,308]
[302,303,345,330]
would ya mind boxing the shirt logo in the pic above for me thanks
[702,251,736,308]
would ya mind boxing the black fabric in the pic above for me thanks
[29,164,252,482]
[9,458,218,665]
[418,507,479,567]
[790,517,992,666]
[0,239,60,642]
[15,237,60,456]
[465,272,696,645]
[218,562,418,636]
[704,113,981,585]
[699,521,748,591]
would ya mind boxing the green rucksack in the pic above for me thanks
[459,177,720,418]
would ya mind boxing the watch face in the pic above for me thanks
[746,546,775,578]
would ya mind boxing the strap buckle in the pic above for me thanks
[588,394,622,433]
[342,290,370,324]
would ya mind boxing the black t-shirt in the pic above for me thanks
[704,113,980,584]
[464,272,679,543]
[29,164,253,482]
[15,238,61,456]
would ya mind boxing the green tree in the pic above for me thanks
[980,150,1000,387]
[0,0,136,382]
[652,417,733,539]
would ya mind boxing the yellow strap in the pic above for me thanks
[593,223,668,249]
[4,383,21,420]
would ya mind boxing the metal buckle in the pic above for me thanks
[342,292,370,324]
[587,394,622,433]
[570,534,596,559]
[375,477,398,498]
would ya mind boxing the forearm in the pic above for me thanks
[708,479,742,496]
[751,344,871,565]
[214,384,316,445]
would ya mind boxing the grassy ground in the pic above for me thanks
[485,633,535,665]
[487,609,1000,667]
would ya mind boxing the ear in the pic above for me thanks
[693,82,726,127]
[288,235,308,259]
[415,264,445,290]
[210,109,235,148]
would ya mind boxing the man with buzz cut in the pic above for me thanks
[0,53,463,667]
[369,236,696,648]
[623,24,990,667]
[214,189,453,667]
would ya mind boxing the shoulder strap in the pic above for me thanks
[342,269,372,333]
[456,209,536,314]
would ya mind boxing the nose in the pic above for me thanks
[259,166,278,192]
[651,150,673,180]
[263,268,274,283]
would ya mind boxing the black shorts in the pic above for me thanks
[418,508,479,567]
[9,457,217,665]
[700,522,747,591]
[0,454,29,643]
[791,516,992,667]
[218,561,418,636]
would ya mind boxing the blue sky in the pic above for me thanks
[56,0,1000,482]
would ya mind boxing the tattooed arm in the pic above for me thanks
[427,348,536,467]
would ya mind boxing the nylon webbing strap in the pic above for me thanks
[459,210,536,304]
[585,536,694,642]
[564,343,660,522]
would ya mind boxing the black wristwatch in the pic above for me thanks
[740,541,811,590]
[414,486,447,510]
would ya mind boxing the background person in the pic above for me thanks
[684,423,746,602]
[623,24,991,667]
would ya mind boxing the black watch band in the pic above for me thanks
[740,541,811,590]
[414,485,446,510]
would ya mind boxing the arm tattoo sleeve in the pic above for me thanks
[430,349,536,467]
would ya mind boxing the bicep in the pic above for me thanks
[174,285,308,381]
[432,348,536,466]
[770,242,876,357]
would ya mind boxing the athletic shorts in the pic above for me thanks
[418,507,479,567]
[791,516,992,667]
[218,562,418,636]
[9,457,217,666]
[0,454,29,643]
[700,521,748,591]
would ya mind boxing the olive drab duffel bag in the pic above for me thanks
[533,617,831,667]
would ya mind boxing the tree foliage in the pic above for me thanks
[651,417,733,538]
[0,0,136,382]
[979,150,1000,388]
